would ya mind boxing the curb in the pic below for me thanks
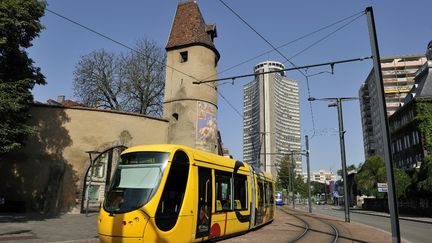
[350,210,432,225]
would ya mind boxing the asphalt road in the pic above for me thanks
[296,204,432,243]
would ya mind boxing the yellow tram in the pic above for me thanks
[98,144,275,242]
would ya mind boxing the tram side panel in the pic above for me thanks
[142,149,196,242]
[224,170,250,235]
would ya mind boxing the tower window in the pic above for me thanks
[180,51,188,63]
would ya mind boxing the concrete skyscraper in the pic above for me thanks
[243,61,301,178]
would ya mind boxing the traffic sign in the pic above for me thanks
[377,182,388,193]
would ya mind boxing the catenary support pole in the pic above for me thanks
[336,99,350,223]
[291,151,295,209]
[306,135,312,213]
[366,6,400,242]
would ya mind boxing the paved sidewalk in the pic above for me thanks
[0,213,99,243]
[334,206,432,224]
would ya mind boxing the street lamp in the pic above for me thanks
[308,96,358,223]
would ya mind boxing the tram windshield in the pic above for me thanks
[104,152,169,214]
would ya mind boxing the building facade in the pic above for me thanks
[302,170,336,184]
[243,61,301,178]
[359,55,427,158]
[389,42,432,169]
[0,1,223,214]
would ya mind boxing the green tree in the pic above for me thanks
[294,174,307,199]
[276,154,292,191]
[394,168,410,200]
[337,164,357,176]
[311,181,324,196]
[0,0,46,156]
[417,155,432,195]
[354,156,386,198]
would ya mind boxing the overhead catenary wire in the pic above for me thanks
[193,56,372,84]
[218,0,307,78]
[217,0,365,139]
[211,10,365,80]
[45,8,243,118]
[209,10,364,120]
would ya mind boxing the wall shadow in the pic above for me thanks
[0,106,76,219]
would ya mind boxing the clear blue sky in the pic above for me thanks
[29,0,432,172]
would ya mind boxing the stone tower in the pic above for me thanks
[164,1,220,153]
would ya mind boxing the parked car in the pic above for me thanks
[316,199,326,205]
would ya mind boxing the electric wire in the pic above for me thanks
[211,10,365,80]
[218,0,307,78]
[288,13,365,60]
[217,1,365,139]
[45,8,243,119]
[193,56,371,84]
[45,9,199,83]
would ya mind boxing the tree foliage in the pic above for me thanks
[120,39,165,116]
[73,38,165,116]
[294,174,307,198]
[416,98,432,153]
[311,181,325,196]
[276,155,292,191]
[337,164,357,176]
[0,0,46,155]
[394,168,410,199]
[73,49,121,109]
[354,156,386,198]
[417,155,432,195]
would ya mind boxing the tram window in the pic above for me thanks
[215,171,232,211]
[264,182,272,206]
[269,182,274,204]
[234,174,247,210]
[155,150,190,231]
[258,180,264,207]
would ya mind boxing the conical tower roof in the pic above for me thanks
[166,1,220,60]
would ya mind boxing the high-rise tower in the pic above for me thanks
[243,61,301,177]
[164,1,220,153]
[359,55,426,158]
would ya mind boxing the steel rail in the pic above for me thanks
[279,207,340,243]
[278,207,309,242]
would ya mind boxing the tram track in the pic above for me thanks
[278,207,339,243]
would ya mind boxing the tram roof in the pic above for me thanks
[122,144,273,180]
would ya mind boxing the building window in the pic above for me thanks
[180,51,188,63]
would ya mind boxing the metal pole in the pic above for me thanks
[291,151,295,209]
[366,6,400,242]
[336,99,350,222]
[85,153,95,216]
[306,135,312,213]
[288,159,292,205]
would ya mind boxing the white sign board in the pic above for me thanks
[377,182,388,193]
[378,187,388,193]
[377,183,388,188]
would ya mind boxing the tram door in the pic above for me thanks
[196,167,212,238]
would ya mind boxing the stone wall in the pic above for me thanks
[0,104,168,214]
